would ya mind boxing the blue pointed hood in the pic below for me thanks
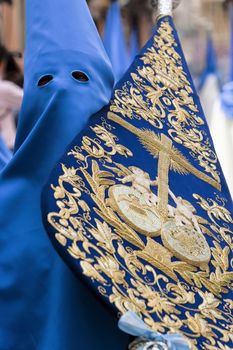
[103,1,130,82]
[15,0,114,150]
[206,36,217,74]
[199,35,218,90]
[24,0,107,61]
[0,1,129,350]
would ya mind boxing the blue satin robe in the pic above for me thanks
[0,0,129,349]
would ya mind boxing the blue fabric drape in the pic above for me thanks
[41,15,233,350]
[0,137,12,171]
[230,3,233,81]
[220,81,233,119]
[199,35,219,90]
[0,0,130,349]
[103,1,130,82]
[220,4,233,119]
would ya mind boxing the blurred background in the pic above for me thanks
[0,0,232,82]
[0,0,233,194]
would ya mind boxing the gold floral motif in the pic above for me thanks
[185,313,215,341]
[88,219,117,254]
[47,19,232,350]
[109,20,220,185]
[198,291,225,322]
[80,260,107,284]
[47,116,232,349]
[166,282,195,305]
[96,255,127,286]
[206,343,233,350]
[47,122,232,349]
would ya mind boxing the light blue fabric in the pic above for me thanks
[0,0,129,349]
[119,311,190,350]
[230,4,233,81]
[103,1,130,82]
[0,137,12,171]
[199,35,219,90]
[220,81,233,119]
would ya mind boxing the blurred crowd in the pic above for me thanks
[0,44,23,150]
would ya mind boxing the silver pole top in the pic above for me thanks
[151,0,181,17]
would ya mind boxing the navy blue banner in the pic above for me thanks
[43,16,233,350]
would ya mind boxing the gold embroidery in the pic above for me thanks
[47,121,233,349]
[108,113,220,193]
[108,184,161,237]
[47,19,233,350]
[110,21,220,187]
[161,221,211,267]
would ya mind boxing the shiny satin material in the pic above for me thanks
[230,3,233,81]
[220,81,233,119]
[0,0,129,349]
[103,1,130,82]
[119,312,190,350]
[0,136,12,171]
[198,36,219,91]
[41,15,233,350]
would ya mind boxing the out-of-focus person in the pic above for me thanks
[0,44,23,150]
[210,82,233,198]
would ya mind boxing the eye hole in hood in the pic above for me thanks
[37,74,54,87]
[71,70,89,83]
